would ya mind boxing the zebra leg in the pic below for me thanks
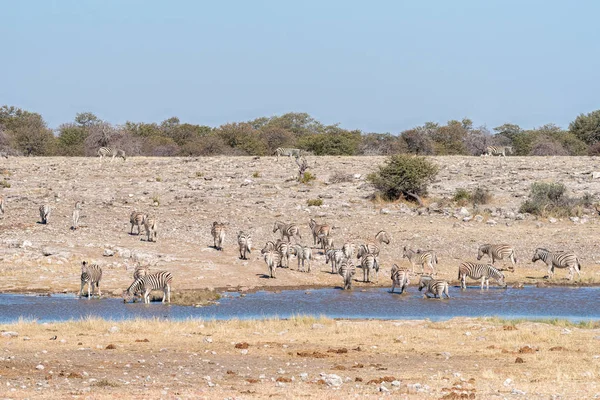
[79,281,84,298]
[87,282,91,299]
[480,277,485,290]
[167,284,171,303]
[391,282,396,293]
[444,285,450,299]
[97,282,101,297]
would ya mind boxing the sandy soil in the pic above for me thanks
[1,156,599,296]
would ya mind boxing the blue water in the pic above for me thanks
[0,286,598,323]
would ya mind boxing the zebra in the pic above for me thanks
[39,204,51,224]
[356,243,380,259]
[532,248,582,281]
[263,250,281,278]
[290,244,313,272]
[360,253,379,283]
[211,221,226,250]
[342,242,354,259]
[274,148,302,160]
[325,248,345,274]
[403,247,437,274]
[237,231,252,260]
[123,271,173,304]
[130,211,146,235]
[275,239,291,268]
[484,146,513,157]
[309,218,330,246]
[458,262,506,290]
[0,195,5,215]
[477,244,517,266]
[390,264,410,294]
[317,234,334,252]
[97,147,126,161]
[418,276,450,299]
[273,221,302,242]
[375,230,391,245]
[338,259,356,290]
[71,201,82,230]
[79,261,103,298]
[129,264,150,302]
[144,215,158,242]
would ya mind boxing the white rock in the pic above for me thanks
[299,373,309,381]
[592,172,600,179]
[503,378,513,387]
[378,385,389,392]
[391,380,401,387]
[204,337,213,343]
[103,249,115,257]
[36,364,44,370]
[21,240,33,248]
[512,388,527,395]
[548,217,557,224]
[486,219,497,225]
[320,373,343,387]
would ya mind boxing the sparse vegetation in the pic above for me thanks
[0,179,10,189]
[329,170,353,183]
[299,171,316,184]
[453,187,492,206]
[252,171,260,178]
[307,198,323,207]
[518,182,591,217]
[151,195,160,206]
[195,171,204,177]
[155,176,162,182]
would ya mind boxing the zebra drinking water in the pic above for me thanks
[338,259,355,290]
[418,276,450,299]
[532,248,581,280]
[123,270,173,304]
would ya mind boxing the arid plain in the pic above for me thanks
[1,156,600,399]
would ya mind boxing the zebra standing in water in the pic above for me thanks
[274,148,302,160]
[484,146,512,157]
[477,244,517,266]
[273,221,302,242]
[338,259,356,290]
[80,261,103,298]
[403,247,437,274]
[325,248,345,274]
[237,231,252,260]
[309,218,330,246]
[418,276,450,299]
[290,244,313,272]
[123,270,173,304]
[458,262,506,290]
[532,248,582,280]
[39,204,51,224]
[144,215,158,242]
[97,147,126,161]
[211,221,226,250]
[130,211,146,235]
[71,201,82,230]
[390,264,410,294]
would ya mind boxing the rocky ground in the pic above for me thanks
[1,156,600,296]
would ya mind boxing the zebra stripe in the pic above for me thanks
[325,248,345,274]
[360,254,379,283]
[356,243,380,259]
[375,230,391,245]
[317,234,334,252]
[403,247,437,274]
[71,201,82,230]
[274,239,291,268]
[532,248,581,281]
[274,148,302,159]
[273,221,302,242]
[144,215,158,242]
[130,265,149,302]
[123,271,172,304]
[477,244,517,265]
[390,264,410,294]
[80,261,103,298]
[211,221,226,250]
[263,250,281,278]
[130,211,146,235]
[484,146,512,157]
[458,262,506,290]
[309,218,330,246]
[338,259,356,290]
[342,242,354,259]
[97,147,126,161]
[39,204,51,224]
[290,244,313,273]
[237,231,252,260]
[418,276,450,299]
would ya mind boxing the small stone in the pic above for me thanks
[103,249,115,257]
[458,207,470,217]
[486,219,497,226]
[378,385,390,392]
[503,378,513,387]
[548,217,557,224]
[204,337,213,343]
[320,373,343,387]
[36,364,44,370]
[512,388,527,395]
[391,380,401,387]
[569,217,579,223]
[561,328,572,335]
[474,215,484,223]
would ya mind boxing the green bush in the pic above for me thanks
[453,187,492,207]
[472,187,492,205]
[307,198,323,206]
[453,188,471,206]
[299,171,316,184]
[252,171,261,178]
[367,155,438,202]
[519,182,576,216]
[0,179,10,188]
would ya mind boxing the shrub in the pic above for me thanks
[329,170,353,183]
[195,171,204,177]
[155,177,162,182]
[472,187,492,205]
[252,171,260,178]
[453,188,471,206]
[0,179,10,188]
[299,171,316,184]
[453,187,492,207]
[307,198,323,206]
[519,182,575,216]
[151,195,160,206]
[367,155,438,203]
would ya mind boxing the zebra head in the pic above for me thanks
[532,248,547,263]
[476,244,489,260]
[81,260,89,273]
[418,276,432,291]
[497,271,507,287]
[402,246,411,259]
[272,222,281,234]
[122,289,134,303]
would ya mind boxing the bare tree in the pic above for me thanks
[295,156,309,181]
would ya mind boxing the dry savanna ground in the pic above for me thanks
[0,317,599,399]
[0,156,600,295]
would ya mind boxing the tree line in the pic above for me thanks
[1,105,599,157]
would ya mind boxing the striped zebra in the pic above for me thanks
[390,264,410,294]
[130,211,146,235]
[273,221,302,242]
[123,271,173,304]
[375,230,391,245]
[290,244,313,272]
[360,253,379,283]
[532,248,582,280]
[484,146,512,157]
[97,147,126,161]
[0,195,5,215]
[237,231,252,260]
[477,244,517,266]
[309,218,330,246]
[144,215,157,242]
[274,148,302,160]
[71,201,82,230]
[418,276,450,299]
[356,243,380,259]
[338,259,356,290]
[317,234,334,252]
[211,221,226,250]
[39,204,51,224]
[263,250,281,278]
[342,242,354,259]
[275,239,291,268]
[403,247,437,274]
[458,262,506,290]
[79,261,103,298]
[325,248,345,274]
[130,264,150,302]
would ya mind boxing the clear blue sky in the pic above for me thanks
[1,0,599,132]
